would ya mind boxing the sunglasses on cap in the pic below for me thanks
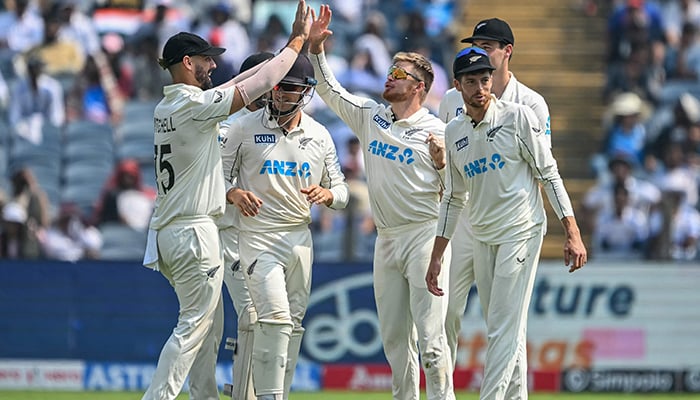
[388,65,422,82]
[455,46,489,59]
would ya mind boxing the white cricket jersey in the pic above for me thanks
[220,109,349,232]
[437,95,574,244]
[148,83,235,230]
[310,52,446,230]
[438,72,552,147]
[216,107,252,230]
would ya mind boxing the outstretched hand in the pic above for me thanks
[290,0,313,43]
[308,4,333,54]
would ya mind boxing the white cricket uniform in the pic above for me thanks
[218,107,256,400]
[142,83,235,400]
[221,108,348,397]
[438,73,552,368]
[311,51,455,400]
[438,95,574,400]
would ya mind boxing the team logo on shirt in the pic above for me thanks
[255,134,277,144]
[455,107,464,117]
[298,137,313,149]
[214,90,223,103]
[455,136,469,151]
[485,125,503,142]
[373,114,391,129]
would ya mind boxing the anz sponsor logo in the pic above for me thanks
[545,115,551,136]
[455,136,469,151]
[367,140,415,165]
[255,134,276,144]
[372,114,391,129]
[463,153,506,178]
[260,160,311,178]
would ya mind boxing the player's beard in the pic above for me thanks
[195,64,213,90]
[382,87,411,103]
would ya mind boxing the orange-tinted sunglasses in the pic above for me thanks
[388,65,422,82]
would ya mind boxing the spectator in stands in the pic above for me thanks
[648,175,700,260]
[30,12,85,77]
[8,54,64,144]
[607,0,666,65]
[592,181,649,259]
[92,158,156,231]
[39,202,102,262]
[646,92,700,164]
[663,21,700,81]
[650,141,699,207]
[582,154,661,233]
[55,0,101,57]
[194,2,250,73]
[603,43,665,105]
[600,92,650,171]
[65,55,111,124]
[661,0,700,49]
[0,168,50,259]
[125,32,170,100]
[0,0,43,55]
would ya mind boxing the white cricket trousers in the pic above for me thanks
[143,217,224,400]
[220,226,256,400]
[374,220,455,400]
[473,227,544,400]
[445,214,476,368]
[239,227,312,397]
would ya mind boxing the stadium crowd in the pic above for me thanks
[582,0,700,261]
[0,0,458,261]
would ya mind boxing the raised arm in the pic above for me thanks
[220,0,314,114]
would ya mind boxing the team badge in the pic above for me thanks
[486,125,503,142]
[213,90,223,103]
[298,137,313,149]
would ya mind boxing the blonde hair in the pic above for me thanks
[392,51,434,100]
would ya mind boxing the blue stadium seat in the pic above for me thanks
[98,222,147,261]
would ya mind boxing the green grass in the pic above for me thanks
[2,392,700,399]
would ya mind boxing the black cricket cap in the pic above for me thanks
[280,53,317,86]
[239,51,274,74]
[159,32,225,69]
[461,18,515,46]
[453,47,495,76]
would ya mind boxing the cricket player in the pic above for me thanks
[217,51,275,400]
[426,47,587,399]
[140,3,313,398]
[220,52,349,400]
[308,6,455,400]
[437,18,553,368]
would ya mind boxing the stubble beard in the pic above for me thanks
[195,64,213,90]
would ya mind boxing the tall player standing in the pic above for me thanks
[308,6,455,400]
[217,51,275,400]
[436,18,553,369]
[221,52,348,400]
[427,47,587,399]
[140,2,313,399]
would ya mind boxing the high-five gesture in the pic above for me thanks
[309,4,333,54]
[287,0,314,52]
